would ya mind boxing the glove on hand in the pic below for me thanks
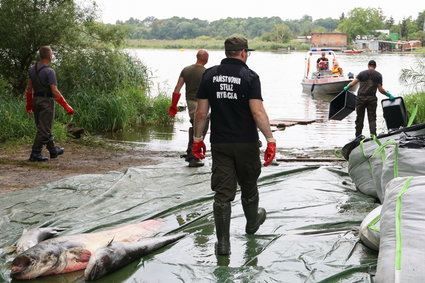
[192,140,206,159]
[263,141,276,166]
[385,91,395,101]
[25,91,33,114]
[55,96,74,115]
[168,92,181,117]
[343,85,350,91]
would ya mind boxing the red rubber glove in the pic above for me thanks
[25,91,33,114]
[192,140,206,159]
[263,142,276,166]
[168,92,181,117]
[55,96,74,115]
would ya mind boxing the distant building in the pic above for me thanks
[353,39,422,52]
[310,32,347,48]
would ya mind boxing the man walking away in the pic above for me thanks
[168,49,210,167]
[344,60,394,137]
[26,46,74,161]
[192,37,276,255]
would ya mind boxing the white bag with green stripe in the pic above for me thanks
[359,205,381,251]
[348,137,389,199]
[376,176,425,283]
[380,143,425,199]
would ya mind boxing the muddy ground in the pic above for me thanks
[0,142,177,194]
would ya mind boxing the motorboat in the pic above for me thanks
[343,49,363,54]
[301,49,358,95]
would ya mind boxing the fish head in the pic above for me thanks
[10,241,91,280]
[84,248,113,281]
[10,251,57,280]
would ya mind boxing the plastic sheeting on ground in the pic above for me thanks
[376,176,425,283]
[1,161,379,282]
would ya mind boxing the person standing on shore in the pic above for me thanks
[168,49,210,167]
[26,46,74,162]
[192,37,276,255]
[344,60,395,137]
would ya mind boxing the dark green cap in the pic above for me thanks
[224,36,255,51]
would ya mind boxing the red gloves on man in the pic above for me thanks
[25,91,33,114]
[55,96,74,115]
[168,92,181,117]
[263,138,276,166]
[192,138,206,159]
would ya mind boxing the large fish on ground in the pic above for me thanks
[10,219,165,280]
[84,233,187,281]
[16,227,65,254]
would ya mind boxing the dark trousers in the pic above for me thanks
[211,143,261,202]
[32,96,55,153]
[355,96,377,137]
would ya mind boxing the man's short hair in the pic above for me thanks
[39,46,52,60]
[368,60,377,67]
[225,50,243,57]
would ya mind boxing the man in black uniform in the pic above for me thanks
[192,37,276,255]
[344,60,394,137]
[26,46,74,161]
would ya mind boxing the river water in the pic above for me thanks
[108,49,419,156]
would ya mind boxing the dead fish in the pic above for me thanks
[84,233,188,281]
[10,219,165,280]
[16,227,65,254]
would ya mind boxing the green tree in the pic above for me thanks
[0,0,96,94]
[262,24,293,43]
[337,7,385,41]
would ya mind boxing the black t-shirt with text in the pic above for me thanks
[356,69,383,96]
[197,58,262,144]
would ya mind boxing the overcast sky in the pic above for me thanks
[93,0,424,24]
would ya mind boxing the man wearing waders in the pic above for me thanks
[192,37,276,255]
[343,60,395,138]
[168,49,210,167]
[26,46,74,161]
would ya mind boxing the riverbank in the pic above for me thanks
[0,141,174,194]
[125,38,310,51]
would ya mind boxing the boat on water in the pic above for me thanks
[343,49,362,54]
[301,49,358,95]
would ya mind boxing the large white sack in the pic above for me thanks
[380,145,425,200]
[376,176,425,283]
[348,140,381,199]
[359,205,381,251]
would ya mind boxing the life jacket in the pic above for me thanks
[318,60,328,70]
[332,66,342,76]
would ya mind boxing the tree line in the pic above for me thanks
[116,8,425,43]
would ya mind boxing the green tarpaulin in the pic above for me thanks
[1,162,378,282]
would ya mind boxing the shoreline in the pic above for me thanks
[0,141,169,194]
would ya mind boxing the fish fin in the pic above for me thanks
[106,237,114,247]
[3,246,17,254]
[67,248,92,263]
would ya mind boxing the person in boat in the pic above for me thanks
[316,52,329,71]
[331,60,343,76]
[343,60,395,137]
[168,49,210,167]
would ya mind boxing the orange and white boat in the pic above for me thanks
[301,49,358,95]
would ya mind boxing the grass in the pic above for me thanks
[0,159,54,168]
[404,92,425,124]
[125,39,311,51]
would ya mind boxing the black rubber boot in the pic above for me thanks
[49,146,64,158]
[47,141,64,159]
[242,192,266,235]
[29,151,48,162]
[213,201,231,255]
